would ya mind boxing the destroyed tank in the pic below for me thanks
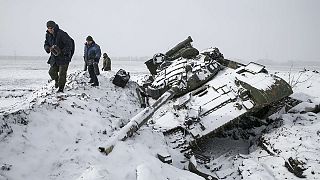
[100,37,293,173]
[139,36,293,156]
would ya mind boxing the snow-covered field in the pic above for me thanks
[0,57,148,110]
[0,58,320,180]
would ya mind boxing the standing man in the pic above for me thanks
[102,53,111,71]
[44,20,75,93]
[84,36,101,86]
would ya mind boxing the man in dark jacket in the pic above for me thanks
[44,20,74,92]
[84,36,101,86]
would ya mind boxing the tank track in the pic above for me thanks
[164,127,212,165]
[164,127,192,158]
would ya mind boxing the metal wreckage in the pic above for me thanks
[100,36,294,179]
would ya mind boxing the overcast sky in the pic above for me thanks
[0,0,319,62]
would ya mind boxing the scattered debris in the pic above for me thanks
[188,156,217,180]
[157,152,172,164]
[285,157,307,178]
[1,164,12,171]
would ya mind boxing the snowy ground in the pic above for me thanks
[0,58,320,180]
[0,57,148,110]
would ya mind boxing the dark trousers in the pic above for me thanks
[88,64,99,85]
[84,61,88,71]
[93,62,100,75]
[49,64,69,89]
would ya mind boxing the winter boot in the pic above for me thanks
[57,87,64,93]
[91,83,99,87]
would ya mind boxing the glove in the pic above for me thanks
[87,59,94,65]
[50,45,61,56]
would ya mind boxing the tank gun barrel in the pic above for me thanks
[100,86,180,155]
[165,36,193,58]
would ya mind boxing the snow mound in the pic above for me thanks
[2,68,320,180]
[0,71,207,180]
[1,70,141,140]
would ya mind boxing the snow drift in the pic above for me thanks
[0,71,203,180]
[1,69,320,180]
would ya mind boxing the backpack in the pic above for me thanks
[112,69,130,88]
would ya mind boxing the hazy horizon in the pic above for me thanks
[1,0,320,62]
[2,55,320,68]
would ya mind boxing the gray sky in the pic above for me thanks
[0,0,319,62]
